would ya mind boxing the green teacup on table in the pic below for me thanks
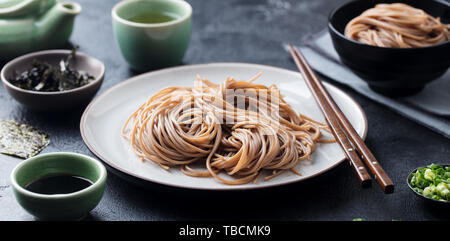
[10,152,107,220]
[112,0,192,72]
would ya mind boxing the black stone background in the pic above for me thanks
[0,0,449,221]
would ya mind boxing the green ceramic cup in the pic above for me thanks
[112,0,192,72]
[10,152,107,220]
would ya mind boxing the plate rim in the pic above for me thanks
[80,62,368,191]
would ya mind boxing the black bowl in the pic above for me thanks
[407,164,450,206]
[328,0,450,97]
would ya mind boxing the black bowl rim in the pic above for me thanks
[406,164,450,205]
[328,0,450,51]
[0,49,106,96]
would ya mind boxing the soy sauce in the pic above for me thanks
[25,175,93,195]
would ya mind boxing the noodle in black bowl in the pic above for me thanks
[328,0,450,97]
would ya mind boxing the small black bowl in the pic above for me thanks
[328,0,450,97]
[407,164,450,206]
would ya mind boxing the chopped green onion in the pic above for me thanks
[410,164,450,202]
[424,169,436,180]
[352,218,365,221]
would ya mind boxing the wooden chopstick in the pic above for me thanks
[288,44,394,193]
[287,45,371,188]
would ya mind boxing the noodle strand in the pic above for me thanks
[345,3,450,48]
[122,76,331,185]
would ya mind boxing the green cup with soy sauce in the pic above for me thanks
[10,152,107,220]
[112,0,192,72]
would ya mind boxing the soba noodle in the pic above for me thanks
[122,75,331,185]
[345,3,450,48]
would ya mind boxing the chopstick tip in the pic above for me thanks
[384,184,395,194]
[361,179,372,188]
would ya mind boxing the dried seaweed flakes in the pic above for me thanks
[0,120,50,159]
[8,47,95,92]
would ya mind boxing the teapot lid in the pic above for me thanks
[0,0,25,9]
[0,0,55,18]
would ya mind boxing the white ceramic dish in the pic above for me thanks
[80,63,368,190]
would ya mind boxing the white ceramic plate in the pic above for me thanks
[80,63,367,190]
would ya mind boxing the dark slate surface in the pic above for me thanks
[1,0,449,221]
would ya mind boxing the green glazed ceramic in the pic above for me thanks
[10,152,107,220]
[112,0,192,72]
[0,0,81,61]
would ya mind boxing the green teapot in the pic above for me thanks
[0,0,81,61]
